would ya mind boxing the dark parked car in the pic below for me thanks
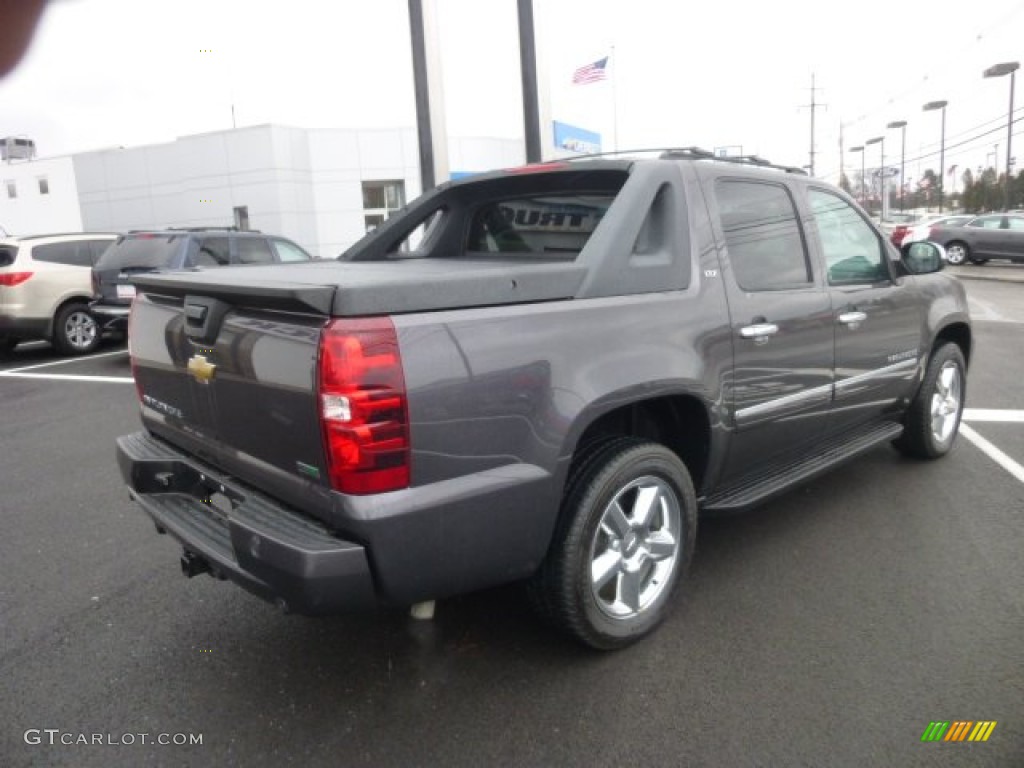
[926,213,1024,265]
[91,228,313,331]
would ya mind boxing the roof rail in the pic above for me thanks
[14,232,119,240]
[163,226,264,233]
[561,146,807,175]
[660,149,807,175]
[561,147,715,162]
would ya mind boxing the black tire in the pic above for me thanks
[53,303,101,355]
[894,343,966,459]
[945,241,969,265]
[529,437,697,650]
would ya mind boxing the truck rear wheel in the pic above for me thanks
[530,438,697,650]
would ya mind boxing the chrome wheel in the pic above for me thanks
[589,475,681,620]
[946,243,968,265]
[54,304,101,355]
[930,361,962,444]
[64,310,98,350]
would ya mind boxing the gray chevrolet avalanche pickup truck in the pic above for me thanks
[117,149,971,649]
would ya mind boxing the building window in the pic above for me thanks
[38,177,49,195]
[5,180,15,199]
[362,180,405,217]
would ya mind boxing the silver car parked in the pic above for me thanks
[0,232,118,354]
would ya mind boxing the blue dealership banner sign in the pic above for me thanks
[553,121,601,155]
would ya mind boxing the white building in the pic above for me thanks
[0,124,524,258]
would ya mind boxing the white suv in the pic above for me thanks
[0,232,118,354]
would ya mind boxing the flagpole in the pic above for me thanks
[610,46,618,152]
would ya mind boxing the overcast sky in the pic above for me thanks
[2,0,1022,186]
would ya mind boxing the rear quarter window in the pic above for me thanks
[0,245,17,268]
[31,241,93,268]
[235,237,275,264]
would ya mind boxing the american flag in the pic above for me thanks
[572,57,609,85]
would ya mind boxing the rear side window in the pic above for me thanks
[0,245,16,268]
[31,241,92,268]
[236,237,274,264]
[715,180,811,291]
[193,237,230,266]
[97,235,182,269]
[466,195,614,257]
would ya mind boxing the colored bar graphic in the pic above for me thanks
[921,720,996,742]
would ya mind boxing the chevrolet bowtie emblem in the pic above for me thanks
[187,354,217,383]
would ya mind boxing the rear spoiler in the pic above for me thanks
[130,271,335,315]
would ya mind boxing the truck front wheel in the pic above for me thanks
[530,438,697,650]
[894,342,966,459]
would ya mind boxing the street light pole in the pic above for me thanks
[887,120,907,212]
[866,136,884,217]
[983,61,1019,211]
[923,100,949,213]
[850,146,865,207]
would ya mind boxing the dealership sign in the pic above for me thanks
[553,121,601,155]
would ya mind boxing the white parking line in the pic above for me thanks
[960,424,1024,485]
[962,408,1024,423]
[1,348,128,374]
[0,372,134,384]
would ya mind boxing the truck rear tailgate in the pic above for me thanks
[128,258,585,520]
[129,285,333,512]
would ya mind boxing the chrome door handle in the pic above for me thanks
[838,311,867,325]
[739,323,779,339]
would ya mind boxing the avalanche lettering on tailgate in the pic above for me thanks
[142,394,184,419]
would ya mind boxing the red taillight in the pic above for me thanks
[0,271,33,287]
[318,317,409,494]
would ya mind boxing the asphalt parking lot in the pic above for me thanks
[1,273,1022,767]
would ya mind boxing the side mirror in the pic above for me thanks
[900,241,945,275]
